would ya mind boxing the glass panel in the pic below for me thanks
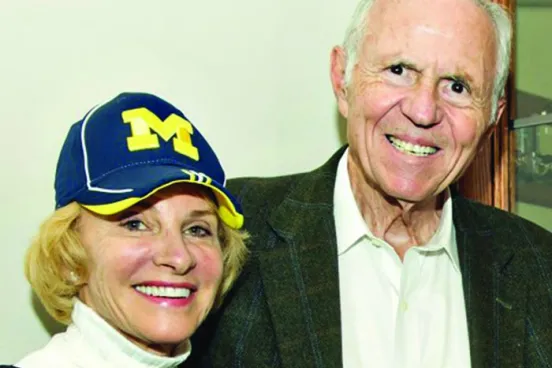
[514,121,552,231]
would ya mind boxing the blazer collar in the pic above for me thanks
[257,147,345,367]
[452,193,523,367]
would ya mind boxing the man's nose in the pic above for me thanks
[153,230,197,274]
[400,83,443,128]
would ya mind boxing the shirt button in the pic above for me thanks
[400,301,408,312]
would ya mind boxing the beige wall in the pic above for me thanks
[515,6,552,229]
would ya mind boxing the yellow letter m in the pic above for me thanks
[122,108,199,161]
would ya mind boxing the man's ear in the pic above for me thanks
[330,46,349,118]
[477,96,506,151]
[476,119,499,155]
[481,123,496,146]
[493,96,507,125]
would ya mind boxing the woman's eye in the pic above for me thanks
[184,225,212,238]
[121,219,147,231]
[389,64,404,75]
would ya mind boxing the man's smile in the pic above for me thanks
[385,135,439,156]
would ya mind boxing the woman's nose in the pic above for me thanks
[152,230,197,274]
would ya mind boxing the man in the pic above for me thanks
[187,0,552,366]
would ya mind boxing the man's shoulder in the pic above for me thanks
[227,170,317,210]
[228,173,303,198]
[454,196,552,243]
[226,146,346,208]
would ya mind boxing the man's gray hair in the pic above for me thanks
[341,0,512,124]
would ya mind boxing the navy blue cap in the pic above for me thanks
[54,92,243,229]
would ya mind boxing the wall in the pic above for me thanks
[0,0,357,362]
[516,7,552,100]
[515,6,552,230]
[516,6,552,154]
[516,202,552,231]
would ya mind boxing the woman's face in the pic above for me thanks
[78,184,223,356]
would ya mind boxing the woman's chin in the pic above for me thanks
[123,325,193,356]
[144,330,193,348]
[148,339,191,357]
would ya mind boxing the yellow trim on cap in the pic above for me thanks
[81,179,244,229]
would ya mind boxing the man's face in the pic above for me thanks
[332,0,505,203]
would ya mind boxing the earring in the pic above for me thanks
[69,271,79,284]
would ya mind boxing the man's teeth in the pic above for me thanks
[134,285,191,298]
[388,136,437,156]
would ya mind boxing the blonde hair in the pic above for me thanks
[25,203,85,324]
[26,200,248,325]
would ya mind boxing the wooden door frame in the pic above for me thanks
[457,0,516,211]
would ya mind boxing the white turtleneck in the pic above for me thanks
[16,299,191,368]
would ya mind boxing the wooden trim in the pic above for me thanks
[457,0,515,211]
[457,142,494,206]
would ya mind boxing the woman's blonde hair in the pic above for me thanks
[25,199,248,325]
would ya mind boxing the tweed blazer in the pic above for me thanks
[185,147,552,368]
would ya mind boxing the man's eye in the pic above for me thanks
[389,64,404,75]
[121,220,147,231]
[184,225,212,238]
[451,81,466,94]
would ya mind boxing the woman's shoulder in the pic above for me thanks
[8,330,71,368]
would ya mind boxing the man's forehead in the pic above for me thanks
[367,0,492,28]
[414,24,454,39]
[363,0,497,66]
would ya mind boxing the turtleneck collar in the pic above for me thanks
[68,298,191,368]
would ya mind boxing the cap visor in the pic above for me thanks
[77,165,243,229]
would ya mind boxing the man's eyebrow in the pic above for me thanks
[379,55,419,71]
[443,72,475,88]
[400,61,419,71]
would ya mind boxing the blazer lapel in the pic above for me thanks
[453,195,525,367]
[256,149,345,367]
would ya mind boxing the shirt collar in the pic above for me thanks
[424,190,461,271]
[334,148,373,255]
[71,298,191,368]
[333,148,460,271]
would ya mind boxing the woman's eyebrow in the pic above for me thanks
[188,209,217,219]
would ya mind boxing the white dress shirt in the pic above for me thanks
[16,299,191,368]
[334,149,471,368]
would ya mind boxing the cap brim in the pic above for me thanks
[76,165,243,229]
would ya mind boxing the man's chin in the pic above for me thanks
[379,182,444,205]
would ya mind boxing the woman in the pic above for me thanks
[2,92,248,367]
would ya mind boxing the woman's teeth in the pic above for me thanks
[388,136,438,156]
[134,285,191,298]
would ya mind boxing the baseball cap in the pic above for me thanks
[54,92,243,229]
